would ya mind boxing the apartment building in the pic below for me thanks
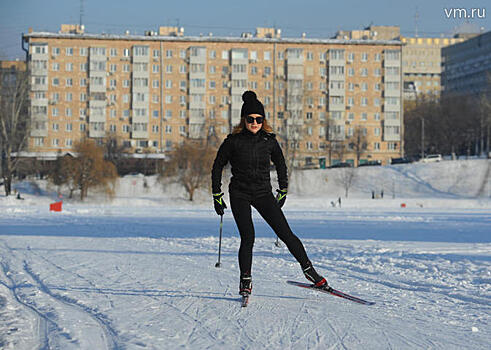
[22,25,403,167]
[442,30,491,96]
[335,25,468,100]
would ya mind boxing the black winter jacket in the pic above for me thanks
[211,129,288,198]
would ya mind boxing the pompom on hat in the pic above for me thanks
[241,91,265,118]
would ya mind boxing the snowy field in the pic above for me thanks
[0,159,490,349]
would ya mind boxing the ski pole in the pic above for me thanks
[215,214,223,268]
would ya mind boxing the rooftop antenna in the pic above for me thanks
[79,0,84,27]
[414,6,419,37]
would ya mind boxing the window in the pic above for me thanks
[166,49,173,58]
[250,51,257,60]
[361,68,368,77]
[110,64,117,72]
[348,52,355,62]
[33,45,47,54]
[330,49,344,60]
[166,65,172,73]
[165,80,172,89]
[374,53,381,62]
[179,65,186,74]
[209,65,216,74]
[52,123,59,131]
[66,92,72,102]
[52,78,59,86]
[166,125,172,134]
[374,142,380,150]
[264,51,271,60]
[66,123,73,132]
[65,63,73,72]
[80,123,86,131]
[361,97,368,106]
[52,139,59,146]
[361,52,368,62]
[361,113,367,121]
[52,47,60,56]
[348,68,354,76]
[134,46,149,56]
[222,50,229,60]
[153,49,160,58]
[374,98,380,107]
[209,50,216,59]
[52,63,60,71]
[123,48,130,57]
[80,93,87,101]
[306,52,313,60]
[65,47,73,56]
[153,65,159,73]
[110,48,117,57]
[374,128,381,136]
[179,49,186,58]
[152,125,159,133]
[153,110,159,118]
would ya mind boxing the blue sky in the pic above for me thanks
[1,0,489,59]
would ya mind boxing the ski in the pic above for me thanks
[241,294,250,307]
[287,280,375,306]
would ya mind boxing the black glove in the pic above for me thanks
[213,192,227,216]
[276,189,287,208]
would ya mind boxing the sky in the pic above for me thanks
[0,0,490,59]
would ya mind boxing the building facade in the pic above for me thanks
[23,25,403,167]
[442,30,491,96]
[335,25,468,100]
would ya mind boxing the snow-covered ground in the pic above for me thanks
[0,159,489,349]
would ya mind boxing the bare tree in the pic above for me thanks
[48,139,118,200]
[334,167,357,198]
[159,140,216,201]
[103,132,130,174]
[0,64,29,196]
[348,126,368,166]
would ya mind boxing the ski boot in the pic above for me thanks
[303,262,330,290]
[239,274,252,296]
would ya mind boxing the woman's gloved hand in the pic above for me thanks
[213,192,227,215]
[276,189,287,208]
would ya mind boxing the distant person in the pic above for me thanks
[211,91,329,298]
[338,197,341,207]
[16,192,24,200]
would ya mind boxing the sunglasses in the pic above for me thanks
[246,116,264,124]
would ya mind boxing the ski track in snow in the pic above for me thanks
[2,228,489,349]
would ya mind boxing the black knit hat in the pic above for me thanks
[241,91,265,118]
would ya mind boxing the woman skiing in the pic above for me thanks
[211,91,328,297]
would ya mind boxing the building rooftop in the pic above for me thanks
[23,31,402,47]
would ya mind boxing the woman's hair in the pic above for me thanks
[232,117,273,134]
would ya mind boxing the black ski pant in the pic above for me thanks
[230,192,310,275]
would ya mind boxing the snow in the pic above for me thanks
[0,159,490,349]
